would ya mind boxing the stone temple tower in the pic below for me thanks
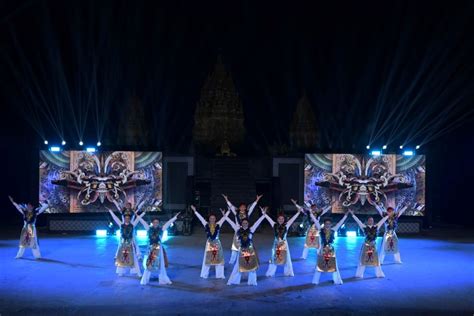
[193,55,245,154]
[289,91,319,151]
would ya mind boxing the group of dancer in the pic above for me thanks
[9,194,408,286]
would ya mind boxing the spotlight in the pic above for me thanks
[86,147,96,153]
[44,140,48,145]
[366,145,370,150]
[416,145,421,149]
[371,150,381,156]
[61,140,66,146]
[136,230,147,238]
[97,141,102,147]
[299,223,304,228]
[399,145,403,149]
[50,146,61,152]
[95,229,107,237]
[403,150,414,156]
[79,141,83,146]
[346,231,357,237]
[382,145,387,150]
[115,230,121,237]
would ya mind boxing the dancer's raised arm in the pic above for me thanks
[191,205,208,227]
[137,214,150,230]
[225,215,240,232]
[217,209,231,226]
[132,211,146,226]
[37,201,49,215]
[222,194,236,214]
[286,208,302,228]
[291,198,306,213]
[8,196,24,214]
[250,213,267,233]
[376,215,389,229]
[248,195,263,216]
[163,212,180,231]
[309,211,321,230]
[112,200,122,211]
[374,203,385,217]
[321,204,332,216]
[332,212,349,231]
[107,208,122,225]
[261,206,275,227]
[397,205,409,218]
[350,211,365,229]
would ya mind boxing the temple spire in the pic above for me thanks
[289,91,319,151]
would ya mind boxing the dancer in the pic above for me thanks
[309,211,349,285]
[226,211,266,286]
[191,205,231,279]
[222,194,263,264]
[291,199,331,259]
[9,196,49,259]
[262,206,302,277]
[349,210,388,278]
[137,212,180,285]
[107,208,146,277]
[375,204,408,264]
[111,200,146,259]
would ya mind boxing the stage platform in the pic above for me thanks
[0,228,473,315]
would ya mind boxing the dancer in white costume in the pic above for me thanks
[137,212,180,285]
[349,211,388,278]
[375,204,408,264]
[192,206,231,279]
[309,211,349,285]
[222,194,263,264]
[291,199,331,259]
[226,212,266,286]
[262,206,302,277]
[112,199,146,259]
[9,196,49,259]
[107,208,146,277]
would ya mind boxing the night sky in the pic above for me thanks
[1,1,473,226]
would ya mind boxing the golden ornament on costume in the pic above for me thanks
[383,231,399,253]
[116,241,135,267]
[360,241,379,266]
[270,240,288,265]
[239,245,259,272]
[317,245,337,272]
[304,224,320,249]
[19,224,37,248]
[205,239,224,265]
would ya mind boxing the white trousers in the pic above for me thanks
[140,246,171,285]
[229,250,238,264]
[355,264,385,278]
[379,248,402,264]
[16,246,41,259]
[265,243,294,277]
[227,260,257,286]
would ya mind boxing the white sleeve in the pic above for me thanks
[332,214,348,231]
[217,210,231,226]
[309,211,321,230]
[264,213,275,227]
[351,213,366,229]
[250,214,266,233]
[193,210,208,227]
[286,210,301,228]
[37,202,49,215]
[248,200,258,216]
[108,208,122,225]
[133,211,146,226]
[162,213,179,231]
[377,215,389,229]
[397,205,408,218]
[226,199,237,214]
[137,215,150,230]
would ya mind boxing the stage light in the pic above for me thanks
[61,140,66,146]
[86,147,96,153]
[136,230,147,238]
[403,150,414,156]
[382,145,387,150]
[346,231,357,237]
[44,140,48,145]
[162,229,169,242]
[50,146,61,152]
[115,230,121,237]
[334,231,338,238]
[371,150,381,156]
[366,145,370,149]
[97,141,102,147]
[96,229,107,237]
[399,145,404,149]
[416,145,421,149]
[299,223,304,228]
[79,141,83,146]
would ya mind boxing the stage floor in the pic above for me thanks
[0,228,473,315]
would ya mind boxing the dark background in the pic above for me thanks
[1,1,473,228]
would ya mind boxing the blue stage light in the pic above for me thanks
[96,229,107,237]
[399,145,404,149]
[79,141,84,146]
[346,231,357,237]
[44,140,48,145]
[382,145,387,150]
[366,145,370,149]
[299,223,304,228]
[416,145,421,149]
[403,150,414,156]
[371,150,382,156]
[50,146,61,152]
[61,140,66,146]
[97,141,102,147]
[86,147,96,153]
[115,230,121,237]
